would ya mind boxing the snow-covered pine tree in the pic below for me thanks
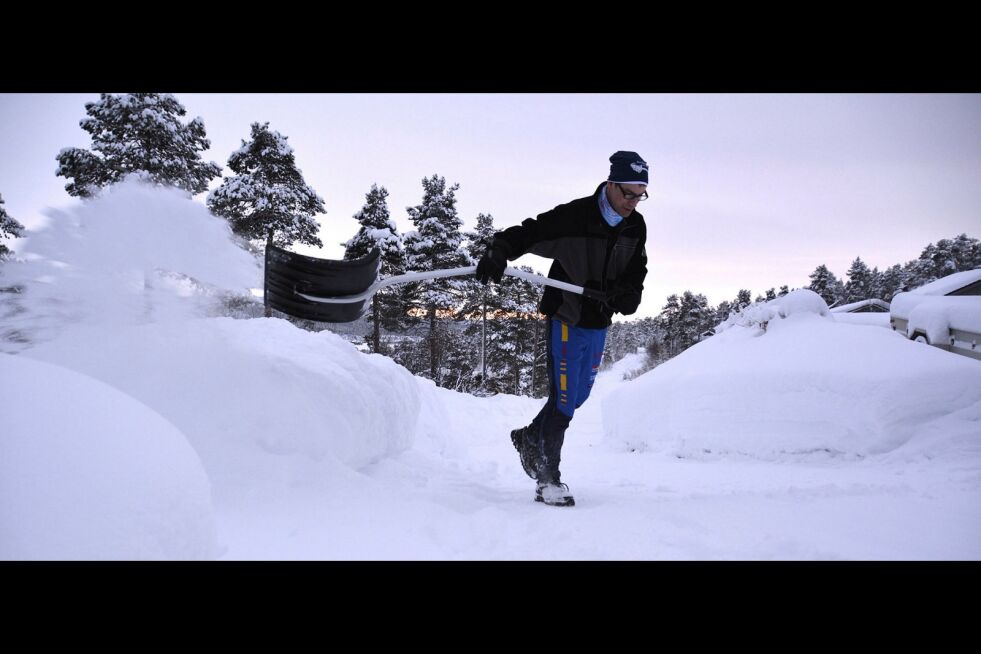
[529,313,549,397]
[601,322,625,367]
[482,267,543,396]
[732,289,753,312]
[879,264,907,301]
[715,299,733,324]
[459,213,498,386]
[951,233,981,271]
[208,122,325,253]
[678,291,713,349]
[0,194,25,260]
[844,257,874,303]
[807,265,843,307]
[343,184,407,353]
[602,320,643,367]
[656,294,682,358]
[402,174,470,385]
[867,266,885,301]
[55,93,222,198]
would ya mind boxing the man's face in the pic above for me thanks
[607,182,647,217]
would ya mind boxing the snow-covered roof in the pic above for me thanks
[831,299,890,313]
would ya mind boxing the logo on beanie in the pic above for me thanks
[631,162,648,174]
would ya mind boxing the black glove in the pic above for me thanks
[476,245,508,284]
[606,284,641,315]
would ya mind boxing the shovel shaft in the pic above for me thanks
[294,265,605,304]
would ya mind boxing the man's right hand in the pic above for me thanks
[476,246,508,284]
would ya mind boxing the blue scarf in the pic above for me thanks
[598,186,623,227]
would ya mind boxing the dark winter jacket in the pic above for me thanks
[492,183,648,329]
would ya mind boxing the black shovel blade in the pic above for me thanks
[264,245,380,322]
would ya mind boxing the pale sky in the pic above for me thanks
[2,93,979,319]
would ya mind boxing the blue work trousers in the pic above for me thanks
[527,319,607,482]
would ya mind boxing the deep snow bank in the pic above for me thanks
[23,317,421,485]
[0,354,216,560]
[2,180,421,520]
[603,290,981,461]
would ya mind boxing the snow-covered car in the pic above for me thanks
[890,269,981,360]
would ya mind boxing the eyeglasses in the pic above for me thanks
[616,183,648,201]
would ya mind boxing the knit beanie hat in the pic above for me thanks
[607,151,649,185]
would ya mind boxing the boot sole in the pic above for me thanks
[535,494,575,507]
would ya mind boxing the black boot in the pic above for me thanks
[510,427,541,480]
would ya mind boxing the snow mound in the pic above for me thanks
[716,289,831,334]
[0,353,216,560]
[603,311,981,461]
[22,317,421,483]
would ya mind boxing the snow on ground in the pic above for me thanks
[605,294,981,461]
[2,182,980,560]
[0,353,216,560]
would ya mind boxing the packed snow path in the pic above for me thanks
[215,353,981,560]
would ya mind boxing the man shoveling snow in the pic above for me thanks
[476,151,650,506]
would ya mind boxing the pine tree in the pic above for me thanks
[677,291,713,350]
[402,174,470,385]
[656,294,682,358]
[732,289,753,312]
[55,93,222,197]
[0,194,25,260]
[459,213,498,386]
[879,264,906,302]
[807,265,843,307]
[715,299,733,324]
[868,266,885,301]
[844,257,874,303]
[343,184,407,352]
[208,122,325,252]
[480,268,543,395]
[951,233,981,270]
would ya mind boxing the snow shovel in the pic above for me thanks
[264,244,607,323]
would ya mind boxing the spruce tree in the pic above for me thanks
[208,122,325,251]
[480,267,542,395]
[677,291,713,350]
[842,257,872,304]
[807,265,843,307]
[56,93,221,197]
[879,264,907,302]
[343,184,407,352]
[0,194,25,260]
[844,257,874,303]
[402,174,470,385]
[657,294,682,358]
[951,233,981,270]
